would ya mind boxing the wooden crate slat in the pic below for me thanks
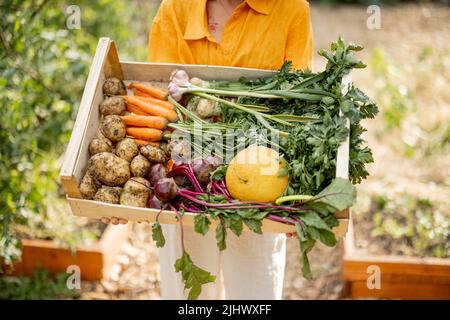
[60,38,115,198]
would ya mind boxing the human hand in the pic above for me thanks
[100,216,128,225]
[286,232,296,238]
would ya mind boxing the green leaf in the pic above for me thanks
[194,214,210,236]
[250,210,269,220]
[295,223,315,280]
[323,215,339,228]
[243,219,262,234]
[319,229,337,247]
[306,226,321,240]
[301,212,330,231]
[237,209,259,219]
[174,251,216,300]
[278,165,289,177]
[215,220,227,251]
[224,216,243,237]
[310,178,356,212]
[151,222,165,248]
[210,165,228,181]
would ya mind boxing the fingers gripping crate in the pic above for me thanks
[60,38,351,236]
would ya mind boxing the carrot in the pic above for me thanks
[166,159,175,171]
[133,139,160,147]
[126,103,150,116]
[135,96,175,110]
[126,127,163,141]
[134,89,152,97]
[123,96,178,122]
[128,83,168,100]
[121,115,168,130]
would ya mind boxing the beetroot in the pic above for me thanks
[148,163,168,186]
[154,178,178,202]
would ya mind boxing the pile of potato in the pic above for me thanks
[79,78,169,208]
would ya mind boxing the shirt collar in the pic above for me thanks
[246,0,273,15]
[184,0,274,41]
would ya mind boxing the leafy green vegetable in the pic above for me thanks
[215,219,227,251]
[210,165,228,181]
[194,214,211,236]
[301,212,331,231]
[167,38,373,288]
[243,219,263,234]
[151,222,165,248]
[223,215,244,237]
[295,223,315,280]
[174,251,216,300]
[309,177,357,213]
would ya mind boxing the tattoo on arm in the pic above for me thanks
[208,16,219,34]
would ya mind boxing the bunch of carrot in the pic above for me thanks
[122,83,178,147]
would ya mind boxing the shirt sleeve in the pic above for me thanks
[284,3,313,71]
[147,1,184,63]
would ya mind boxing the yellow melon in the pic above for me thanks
[225,145,288,203]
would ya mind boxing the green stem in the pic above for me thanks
[272,114,320,123]
[256,90,324,101]
[292,73,326,89]
[194,92,292,127]
[275,195,314,205]
[168,96,206,123]
[254,114,289,138]
[183,85,281,99]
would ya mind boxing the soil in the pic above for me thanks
[79,3,450,299]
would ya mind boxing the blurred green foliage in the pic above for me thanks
[370,48,416,132]
[369,46,450,159]
[362,193,449,258]
[0,0,156,264]
[0,268,80,299]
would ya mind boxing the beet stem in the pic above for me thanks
[266,214,297,225]
[177,190,304,212]
[170,204,185,252]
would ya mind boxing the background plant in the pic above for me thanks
[0,268,80,299]
[0,0,157,264]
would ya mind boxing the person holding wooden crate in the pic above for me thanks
[105,0,312,299]
[150,0,312,300]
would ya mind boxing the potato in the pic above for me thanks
[88,152,131,186]
[130,154,151,178]
[89,136,113,155]
[115,138,138,162]
[79,171,101,199]
[93,186,122,204]
[101,115,126,142]
[99,96,126,116]
[103,77,126,96]
[120,177,152,207]
[141,144,167,163]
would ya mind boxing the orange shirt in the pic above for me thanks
[148,0,313,71]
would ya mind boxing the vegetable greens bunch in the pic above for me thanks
[161,37,378,299]
[227,37,379,195]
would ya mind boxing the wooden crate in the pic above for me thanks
[1,224,131,281]
[342,219,450,299]
[60,38,350,236]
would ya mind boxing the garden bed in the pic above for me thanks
[342,219,450,299]
[1,224,131,281]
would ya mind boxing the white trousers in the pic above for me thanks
[158,224,286,300]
